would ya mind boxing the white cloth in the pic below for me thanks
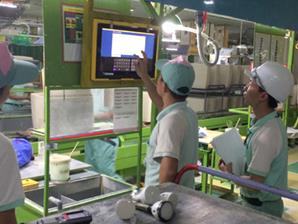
[0,133,24,212]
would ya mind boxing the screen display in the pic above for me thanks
[94,24,158,80]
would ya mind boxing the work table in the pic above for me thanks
[32,183,290,224]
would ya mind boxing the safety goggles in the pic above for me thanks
[250,68,267,91]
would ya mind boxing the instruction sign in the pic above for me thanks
[62,5,83,62]
[113,88,139,133]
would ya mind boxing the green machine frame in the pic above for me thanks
[17,0,297,221]
[23,0,162,217]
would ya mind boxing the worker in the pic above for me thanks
[0,84,31,113]
[220,61,294,217]
[135,51,198,188]
[0,41,39,224]
[85,89,122,180]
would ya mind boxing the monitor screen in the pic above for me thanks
[93,23,158,80]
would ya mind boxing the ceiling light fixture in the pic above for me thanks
[165,47,178,51]
[0,2,17,8]
[162,38,180,43]
[203,0,214,5]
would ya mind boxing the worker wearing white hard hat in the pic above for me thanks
[220,61,294,217]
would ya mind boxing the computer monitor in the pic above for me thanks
[91,20,159,81]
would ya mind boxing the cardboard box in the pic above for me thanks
[192,63,231,89]
[187,96,225,113]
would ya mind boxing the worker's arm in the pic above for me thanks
[135,51,163,111]
[0,209,17,224]
[239,174,265,191]
[8,93,30,101]
[219,161,265,191]
[94,111,113,122]
[159,156,178,184]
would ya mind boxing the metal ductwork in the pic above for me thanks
[0,1,27,30]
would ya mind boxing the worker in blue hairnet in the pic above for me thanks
[220,61,294,217]
[0,42,39,224]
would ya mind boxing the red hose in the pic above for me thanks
[174,164,198,184]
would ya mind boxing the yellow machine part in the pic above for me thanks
[22,179,39,191]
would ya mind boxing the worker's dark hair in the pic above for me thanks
[258,87,278,109]
[160,76,187,101]
[169,89,187,101]
[0,87,4,96]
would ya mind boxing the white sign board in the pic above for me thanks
[113,88,139,133]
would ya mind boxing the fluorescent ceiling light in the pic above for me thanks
[162,21,197,34]
[166,47,178,51]
[0,2,17,8]
[162,21,177,34]
[204,0,214,5]
[162,38,181,43]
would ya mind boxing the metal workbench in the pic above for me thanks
[32,183,291,224]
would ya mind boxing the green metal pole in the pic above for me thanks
[247,106,252,130]
[149,2,164,131]
[43,86,50,216]
[139,0,159,21]
[255,23,289,36]
[161,7,184,23]
[159,3,164,17]
[208,150,215,195]
[283,30,295,125]
[201,148,209,193]
[137,87,143,188]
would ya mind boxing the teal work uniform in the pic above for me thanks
[144,102,198,188]
[241,111,288,217]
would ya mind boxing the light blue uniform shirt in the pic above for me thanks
[144,102,198,188]
[241,111,288,216]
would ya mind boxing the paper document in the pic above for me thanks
[211,128,246,176]
[113,88,139,133]
[287,127,298,139]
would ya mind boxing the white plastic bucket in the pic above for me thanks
[50,154,71,182]
[225,127,239,133]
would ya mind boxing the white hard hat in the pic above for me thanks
[249,61,294,102]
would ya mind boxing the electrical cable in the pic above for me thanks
[195,11,220,66]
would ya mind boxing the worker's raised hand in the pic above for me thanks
[134,51,149,79]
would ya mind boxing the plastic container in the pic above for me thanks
[50,154,71,182]
[31,90,94,137]
[225,127,239,133]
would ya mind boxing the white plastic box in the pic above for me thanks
[187,96,225,113]
[230,65,242,85]
[240,65,250,85]
[228,96,244,108]
[192,63,231,89]
[31,90,94,137]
